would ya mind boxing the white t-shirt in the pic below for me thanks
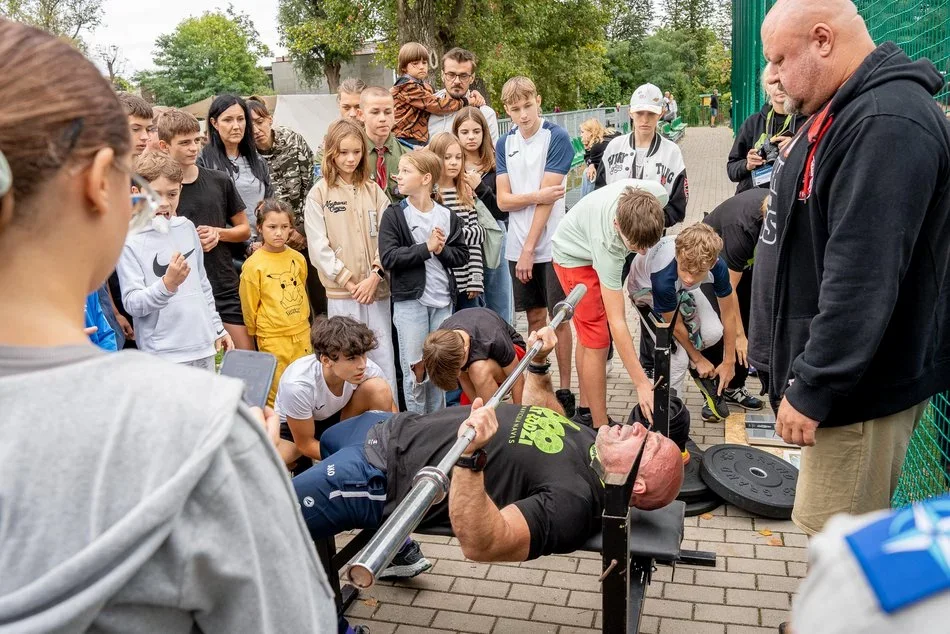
[402,200,452,308]
[275,354,385,423]
[428,93,500,145]
[495,120,573,263]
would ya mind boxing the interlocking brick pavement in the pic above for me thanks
[346,127,805,633]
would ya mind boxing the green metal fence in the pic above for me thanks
[731,0,950,128]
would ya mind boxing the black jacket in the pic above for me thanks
[727,104,807,194]
[378,198,469,302]
[474,169,503,222]
[751,42,950,426]
[584,131,622,169]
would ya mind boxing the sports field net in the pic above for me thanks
[893,393,950,507]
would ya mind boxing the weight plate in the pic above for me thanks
[685,496,722,517]
[678,442,711,503]
[700,444,798,519]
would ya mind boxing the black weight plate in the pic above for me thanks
[678,443,710,503]
[700,444,798,519]
[685,496,722,517]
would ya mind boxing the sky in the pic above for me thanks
[88,0,286,76]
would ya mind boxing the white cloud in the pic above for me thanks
[89,0,286,76]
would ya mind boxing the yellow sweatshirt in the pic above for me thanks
[239,247,311,337]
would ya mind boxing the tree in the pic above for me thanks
[605,0,652,43]
[278,0,378,93]
[1,0,103,49]
[135,7,272,107]
[97,43,131,90]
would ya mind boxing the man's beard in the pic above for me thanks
[777,82,803,115]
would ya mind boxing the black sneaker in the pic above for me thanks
[702,404,725,422]
[571,411,593,427]
[690,370,730,420]
[379,539,432,579]
[556,389,576,418]
[724,387,763,411]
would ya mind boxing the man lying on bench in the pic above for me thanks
[293,326,684,573]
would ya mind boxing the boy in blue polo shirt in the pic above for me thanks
[494,75,576,416]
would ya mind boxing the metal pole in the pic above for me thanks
[346,284,588,589]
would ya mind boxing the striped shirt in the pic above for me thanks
[441,187,484,294]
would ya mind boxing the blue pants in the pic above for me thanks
[483,220,514,325]
[292,411,392,540]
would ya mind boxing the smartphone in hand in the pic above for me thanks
[219,350,278,409]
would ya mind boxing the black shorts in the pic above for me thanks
[509,260,567,316]
[280,410,343,476]
[214,288,244,326]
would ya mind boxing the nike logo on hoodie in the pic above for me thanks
[153,249,195,278]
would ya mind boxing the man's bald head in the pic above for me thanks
[595,423,684,511]
[762,0,875,115]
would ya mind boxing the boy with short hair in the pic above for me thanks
[552,179,667,428]
[390,42,468,146]
[117,92,153,158]
[117,153,233,370]
[627,223,740,420]
[423,307,527,403]
[361,86,409,201]
[157,109,253,350]
[495,75,575,416]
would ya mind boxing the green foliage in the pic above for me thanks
[1,0,103,50]
[135,6,272,107]
[278,0,378,92]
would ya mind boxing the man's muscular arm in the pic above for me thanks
[449,399,532,562]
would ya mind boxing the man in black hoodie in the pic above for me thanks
[753,0,950,536]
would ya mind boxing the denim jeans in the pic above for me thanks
[580,174,596,198]
[392,300,451,414]
[483,220,514,325]
[455,292,486,311]
[292,411,392,540]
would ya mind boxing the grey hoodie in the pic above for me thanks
[117,217,224,363]
[0,346,336,633]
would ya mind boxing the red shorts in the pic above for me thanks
[552,263,610,349]
[460,345,526,406]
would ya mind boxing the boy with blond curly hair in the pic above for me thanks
[627,223,740,421]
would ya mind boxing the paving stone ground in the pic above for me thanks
[346,127,805,634]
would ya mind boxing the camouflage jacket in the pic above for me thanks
[259,126,314,229]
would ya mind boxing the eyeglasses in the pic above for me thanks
[127,171,162,234]
[443,72,473,83]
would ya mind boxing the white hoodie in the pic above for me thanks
[117,216,224,363]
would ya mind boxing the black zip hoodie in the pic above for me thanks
[378,198,469,302]
[726,103,807,194]
[748,42,950,426]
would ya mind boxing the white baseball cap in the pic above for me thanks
[630,83,664,114]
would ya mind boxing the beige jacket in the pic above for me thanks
[304,179,390,301]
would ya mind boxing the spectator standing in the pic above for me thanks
[248,97,327,317]
[726,69,807,194]
[240,200,312,407]
[0,22,334,632]
[159,109,254,351]
[754,0,950,535]
[198,94,272,237]
[428,47,499,145]
[379,150,469,414]
[361,86,409,202]
[390,42,469,147]
[580,118,621,198]
[455,106,513,323]
[703,188,768,411]
[495,76,576,417]
[430,132,485,309]
[710,89,720,127]
[314,77,366,179]
[305,118,397,398]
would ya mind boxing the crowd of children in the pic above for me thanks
[95,40,767,479]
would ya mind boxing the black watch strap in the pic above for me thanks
[456,449,488,472]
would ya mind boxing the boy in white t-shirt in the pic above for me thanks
[275,315,396,470]
[494,75,576,416]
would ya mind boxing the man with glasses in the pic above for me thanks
[428,48,499,144]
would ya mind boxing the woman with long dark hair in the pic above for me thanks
[0,19,333,631]
[199,94,273,238]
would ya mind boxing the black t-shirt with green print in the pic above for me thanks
[379,404,603,560]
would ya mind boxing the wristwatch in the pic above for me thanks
[528,360,551,375]
[456,449,488,472]
[373,267,385,280]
